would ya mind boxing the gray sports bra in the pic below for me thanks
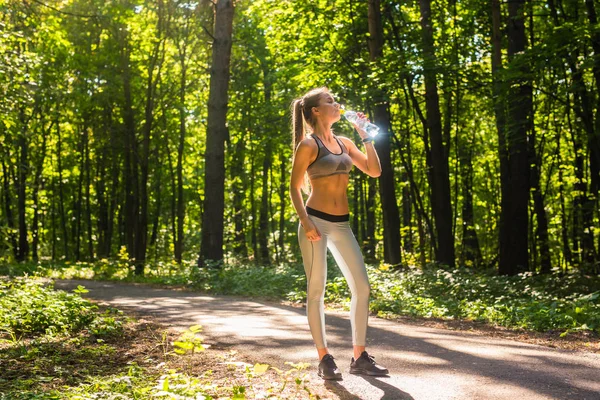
[306,135,353,180]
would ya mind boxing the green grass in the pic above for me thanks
[2,258,600,335]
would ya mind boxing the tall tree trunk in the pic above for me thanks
[107,110,120,258]
[55,109,69,259]
[231,137,247,257]
[401,169,412,253]
[74,125,85,261]
[166,136,178,259]
[418,0,455,268]
[16,108,29,262]
[85,126,94,261]
[199,0,234,267]
[367,0,402,265]
[31,120,49,261]
[149,143,162,251]
[584,0,600,199]
[529,122,551,273]
[557,124,572,268]
[500,0,531,275]
[1,159,18,259]
[136,12,164,275]
[278,153,286,255]
[250,145,258,260]
[258,143,271,263]
[175,43,187,265]
[492,0,511,274]
[548,0,594,269]
[365,177,377,262]
[96,108,111,259]
[121,40,139,267]
[458,130,482,267]
[583,0,600,267]
[528,14,551,273]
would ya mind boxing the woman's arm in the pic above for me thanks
[340,136,382,178]
[289,140,321,241]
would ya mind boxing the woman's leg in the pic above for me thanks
[327,222,370,358]
[298,220,329,352]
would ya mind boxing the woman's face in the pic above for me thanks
[314,93,341,124]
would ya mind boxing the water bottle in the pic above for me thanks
[342,110,380,137]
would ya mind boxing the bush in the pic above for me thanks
[0,278,122,338]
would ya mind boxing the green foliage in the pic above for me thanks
[367,266,600,334]
[0,278,122,338]
[172,324,205,355]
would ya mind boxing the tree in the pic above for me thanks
[418,0,455,268]
[199,0,234,267]
[367,0,402,266]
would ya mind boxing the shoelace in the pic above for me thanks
[361,353,377,364]
[322,355,338,369]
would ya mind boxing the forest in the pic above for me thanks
[1,0,600,277]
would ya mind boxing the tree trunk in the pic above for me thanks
[548,0,594,269]
[529,123,551,273]
[16,108,29,262]
[278,153,286,255]
[250,145,258,260]
[493,0,521,275]
[136,13,164,275]
[175,44,187,265]
[85,126,94,261]
[55,110,69,259]
[121,41,139,268]
[367,0,402,265]
[584,0,600,200]
[231,137,247,257]
[96,107,112,259]
[500,0,531,275]
[418,0,455,268]
[74,125,85,261]
[1,159,18,259]
[365,177,377,262]
[31,120,49,261]
[199,0,234,267]
[259,143,271,263]
[166,136,178,259]
[458,130,482,267]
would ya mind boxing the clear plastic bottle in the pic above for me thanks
[342,110,380,137]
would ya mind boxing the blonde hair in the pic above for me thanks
[290,87,330,151]
[290,87,330,193]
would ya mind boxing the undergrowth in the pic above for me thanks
[2,258,600,335]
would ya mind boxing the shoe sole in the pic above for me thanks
[318,371,343,381]
[349,367,389,376]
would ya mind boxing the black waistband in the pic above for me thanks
[306,206,349,222]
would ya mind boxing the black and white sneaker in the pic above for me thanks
[318,354,343,380]
[349,351,389,376]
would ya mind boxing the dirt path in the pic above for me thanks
[54,279,600,400]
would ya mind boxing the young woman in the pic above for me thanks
[289,87,389,380]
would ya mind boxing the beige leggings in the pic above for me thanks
[298,215,371,349]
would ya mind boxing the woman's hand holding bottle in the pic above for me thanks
[341,108,379,142]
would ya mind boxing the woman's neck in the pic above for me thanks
[312,122,334,140]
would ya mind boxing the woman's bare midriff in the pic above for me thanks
[306,174,350,215]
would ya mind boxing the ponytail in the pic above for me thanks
[291,98,305,152]
[290,87,330,193]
